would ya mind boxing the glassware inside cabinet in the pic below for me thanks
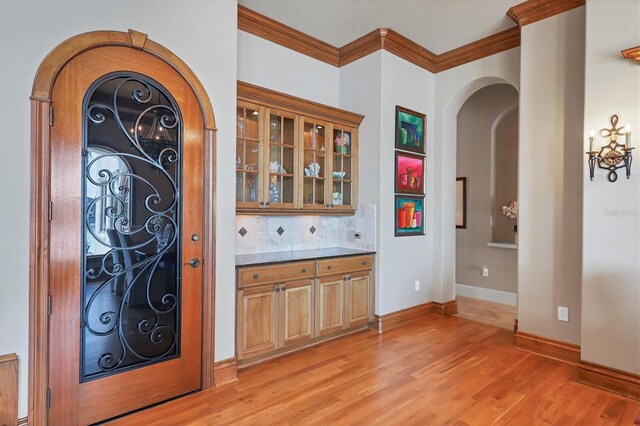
[267,113,296,206]
[331,128,353,207]
[302,121,326,207]
[236,105,261,204]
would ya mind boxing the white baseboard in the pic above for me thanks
[455,283,517,306]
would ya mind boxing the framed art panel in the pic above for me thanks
[395,106,426,154]
[395,151,425,195]
[395,195,425,237]
[456,177,467,229]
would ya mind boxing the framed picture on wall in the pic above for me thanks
[456,177,467,229]
[395,106,426,154]
[395,195,425,237]
[395,151,425,195]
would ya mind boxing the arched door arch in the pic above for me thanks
[29,29,216,425]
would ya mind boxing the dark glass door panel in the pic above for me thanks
[82,74,182,381]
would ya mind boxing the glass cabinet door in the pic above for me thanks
[330,126,355,209]
[301,118,328,209]
[236,102,262,208]
[265,110,297,209]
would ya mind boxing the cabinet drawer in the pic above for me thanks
[238,261,315,288]
[317,255,373,276]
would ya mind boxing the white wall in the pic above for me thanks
[582,0,640,374]
[378,51,436,313]
[434,48,521,303]
[0,0,238,417]
[238,31,340,106]
[518,7,585,345]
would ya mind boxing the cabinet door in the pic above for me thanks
[300,118,329,210]
[236,102,264,209]
[329,125,357,211]
[265,109,298,210]
[237,284,278,360]
[347,272,370,328]
[316,275,345,336]
[280,279,314,347]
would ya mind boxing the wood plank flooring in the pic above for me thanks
[455,296,517,330]
[111,315,639,425]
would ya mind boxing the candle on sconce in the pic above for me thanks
[624,123,631,149]
[589,129,595,152]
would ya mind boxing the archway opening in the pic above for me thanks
[454,83,518,329]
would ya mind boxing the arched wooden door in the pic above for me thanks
[34,36,213,425]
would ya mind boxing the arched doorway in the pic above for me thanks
[29,30,216,424]
[454,84,519,329]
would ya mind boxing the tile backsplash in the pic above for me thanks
[236,204,377,254]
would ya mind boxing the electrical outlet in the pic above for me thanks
[558,306,569,322]
[482,267,489,277]
[348,231,362,242]
[414,280,420,291]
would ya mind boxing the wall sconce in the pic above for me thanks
[586,114,633,182]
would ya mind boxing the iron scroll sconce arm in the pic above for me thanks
[586,115,634,182]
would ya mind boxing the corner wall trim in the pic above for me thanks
[621,46,640,64]
[214,358,238,386]
[507,0,585,27]
[0,353,18,426]
[578,361,640,401]
[514,331,581,365]
[433,300,458,317]
[374,300,457,332]
[455,283,517,306]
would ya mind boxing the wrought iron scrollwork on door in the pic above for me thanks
[81,73,183,381]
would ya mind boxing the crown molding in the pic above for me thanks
[621,46,640,64]
[237,5,339,66]
[339,29,385,67]
[238,6,520,74]
[383,29,438,73]
[507,0,585,27]
[436,26,520,72]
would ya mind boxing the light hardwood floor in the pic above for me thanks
[455,295,517,330]
[112,314,639,425]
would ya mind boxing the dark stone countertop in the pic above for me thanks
[235,247,376,268]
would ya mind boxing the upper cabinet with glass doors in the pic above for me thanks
[237,81,364,215]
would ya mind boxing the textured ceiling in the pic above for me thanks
[238,0,522,54]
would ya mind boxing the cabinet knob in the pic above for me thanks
[191,234,200,241]
[330,203,334,208]
[301,268,307,273]
[253,274,259,279]
[362,261,367,265]
[327,265,332,270]
[325,203,330,208]
[348,275,352,280]
[259,201,265,207]
[282,287,286,291]
[266,201,271,207]
[275,287,280,292]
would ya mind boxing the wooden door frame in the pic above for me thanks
[28,29,217,425]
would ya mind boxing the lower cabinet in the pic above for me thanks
[317,275,345,336]
[238,279,314,361]
[347,271,371,328]
[237,255,374,363]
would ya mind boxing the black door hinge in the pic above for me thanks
[48,295,52,316]
[46,388,51,410]
[49,105,53,127]
[48,201,52,221]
